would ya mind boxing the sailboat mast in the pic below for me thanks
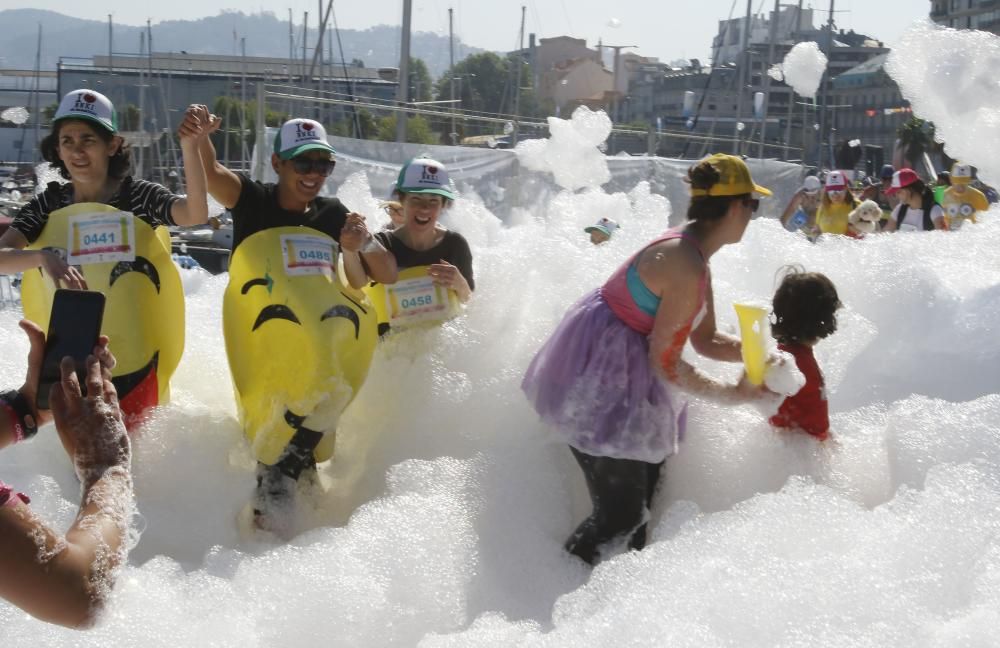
[758,0,779,159]
[395,0,412,143]
[32,24,42,164]
[449,7,455,144]
[513,5,525,146]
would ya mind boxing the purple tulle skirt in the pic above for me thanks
[521,289,687,463]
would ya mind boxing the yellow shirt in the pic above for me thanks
[817,201,853,235]
[942,186,989,228]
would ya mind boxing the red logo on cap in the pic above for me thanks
[301,121,314,131]
[427,166,438,174]
[83,93,97,104]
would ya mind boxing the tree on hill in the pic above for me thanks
[375,114,437,145]
[408,58,433,104]
[434,51,546,139]
[896,117,935,171]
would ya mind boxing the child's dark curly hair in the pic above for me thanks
[771,266,842,345]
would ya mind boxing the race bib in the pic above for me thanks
[385,275,450,325]
[899,223,919,232]
[280,234,337,278]
[67,211,136,265]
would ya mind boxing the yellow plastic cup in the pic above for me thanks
[734,303,769,386]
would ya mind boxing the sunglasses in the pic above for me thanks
[826,188,847,196]
[743,198,760,214]
[290,158,336,176]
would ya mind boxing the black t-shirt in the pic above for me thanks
[13,177,178,243]
[231,173,350,251]
[374,228,475,291]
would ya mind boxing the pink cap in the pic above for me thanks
[824,170,847,191]
[885,168,920,195]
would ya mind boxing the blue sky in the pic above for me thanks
[2,0,928,64]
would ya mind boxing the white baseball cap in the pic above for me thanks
[395,157,456,200]
[951,163,973,184]
[801,176,821,194]
[274,118,335,160]
[825,170,848,190]
[584,217,620,238]
[54,89,117,133]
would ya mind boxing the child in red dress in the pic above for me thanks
[768,269,842,441]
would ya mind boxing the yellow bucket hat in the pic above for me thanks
[690,153,772,197]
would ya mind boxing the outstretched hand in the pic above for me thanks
[49,351,128,486]
[178,104,221,143]
[18,320,114,429]
[340,213,370,253]
[428,260,462,289]
[40,249,86,290]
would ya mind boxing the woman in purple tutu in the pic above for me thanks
[522,153,775,564]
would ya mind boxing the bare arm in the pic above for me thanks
[191,105,242,209]
[0,350,131,628]
[168,106,210,226]
[687,272,743,363]
[932,205,947,230]
[0,228,86,289]
[430,260,472,303]
[779,190,803,227]
[645,245,758,404]
[340,215,398,288]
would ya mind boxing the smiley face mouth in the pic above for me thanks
[110,256,161,293]
[111,351,158,396]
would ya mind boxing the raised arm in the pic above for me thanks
[168,105,211,226]
[190,104,243,209]
[779,190,804,228]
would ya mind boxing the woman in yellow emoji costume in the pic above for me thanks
[0,89,209,428]
[224,226,377,533]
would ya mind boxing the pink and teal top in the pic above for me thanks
[600,229,707,333]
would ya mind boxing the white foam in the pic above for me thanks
[764,349,807,396]
[886,20,1000,184]
[2,32,1000,645]
[773,41,828,99]
[515,106,612,192]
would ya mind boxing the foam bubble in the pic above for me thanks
[778,42,828,99]
[886,20,1000,184]
[515,106,612,191]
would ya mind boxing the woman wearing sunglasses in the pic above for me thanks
[193,110,397,288]
[816,170,859,236]
[522,154,777,566]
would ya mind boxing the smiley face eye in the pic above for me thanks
[320,304,360,339]
[252,304,300,331]
[110,256,160,293]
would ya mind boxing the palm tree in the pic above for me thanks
[895,117,935,172]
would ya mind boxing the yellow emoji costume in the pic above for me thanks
[363,265,460,331]
[22,202,185,427]
[223,226,377,465]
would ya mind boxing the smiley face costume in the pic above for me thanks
[19,195,184,429]
[223,226,377,467]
